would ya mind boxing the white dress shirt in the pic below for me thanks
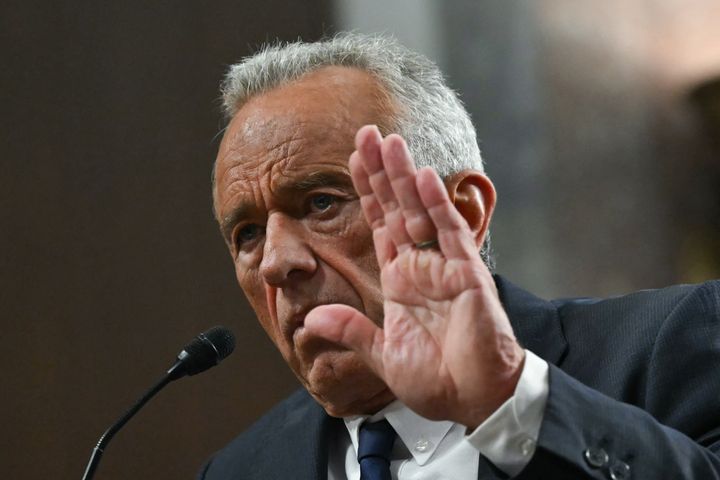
[328,350,549,479]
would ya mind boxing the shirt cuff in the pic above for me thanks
[464,349,549,476]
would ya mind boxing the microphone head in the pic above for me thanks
[175,326,236,377]
[201,326,236,361]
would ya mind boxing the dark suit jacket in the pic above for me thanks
[199,276,720,479]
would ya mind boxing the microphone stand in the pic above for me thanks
[81,362,185,480]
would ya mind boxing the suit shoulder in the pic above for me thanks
[216,388,312,453]
[200,389,316,477]
[551,280,719,404]
[554,280,718,322]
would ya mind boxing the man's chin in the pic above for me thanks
[300,349,394,417]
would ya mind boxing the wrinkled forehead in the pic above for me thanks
[213,66,394,196]
[213,108,356,201]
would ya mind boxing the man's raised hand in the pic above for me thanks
[305,125,525,428]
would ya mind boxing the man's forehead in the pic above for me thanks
[217,109,303,170]
[217,92,363,174]
[213,65,393,214]
[221,155,353,203]
[218,66,391,148]
[215,123,353,192]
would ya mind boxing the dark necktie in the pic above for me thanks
[358,419,397,480]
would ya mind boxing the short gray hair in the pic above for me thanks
[219,32,493,267]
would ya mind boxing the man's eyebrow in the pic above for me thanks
[291,171,354,191]
[219,171,355,242]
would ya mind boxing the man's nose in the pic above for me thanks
[259,214,317,287]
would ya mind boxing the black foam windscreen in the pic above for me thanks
[177,326,236,376]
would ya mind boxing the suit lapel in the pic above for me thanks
[272,391,341,480]
[494,275,567,366]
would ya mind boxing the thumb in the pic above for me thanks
[304,304,384,376]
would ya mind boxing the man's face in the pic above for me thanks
[213,66,395,416]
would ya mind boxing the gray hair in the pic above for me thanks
[219,32,493,267]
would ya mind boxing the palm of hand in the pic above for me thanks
[381,248,510,422]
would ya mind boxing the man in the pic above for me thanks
[200,33,720,479]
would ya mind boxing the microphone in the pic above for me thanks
[81,326,236,480]
[167,326,236,379]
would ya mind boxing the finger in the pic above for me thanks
[381,135,437,244]
[304,304,385,377]
[416,167,478,260]
[349,151,383,228]
[354,125,384,176]
[356,127,414,251]
[350,152,396,265]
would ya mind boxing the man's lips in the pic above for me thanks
[283,305,316,343]
[281,302,363,348]
[290,309,350,359]
[285,304,345,349]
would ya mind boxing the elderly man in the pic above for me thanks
[200,34,720,479]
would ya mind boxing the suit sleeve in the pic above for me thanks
[518,281,720,479]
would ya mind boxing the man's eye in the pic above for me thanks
[309,194,336,212]
[236,224,262,245]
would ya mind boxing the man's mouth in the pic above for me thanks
[285,303,335,348]
[285,307,313,343]
[286,305,351,356]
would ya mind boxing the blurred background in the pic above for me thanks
[2,0,719,478]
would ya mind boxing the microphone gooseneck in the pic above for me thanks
[81,326,235,480]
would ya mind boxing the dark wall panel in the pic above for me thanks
[0,1,333,478]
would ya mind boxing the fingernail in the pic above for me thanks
[391,136,406,156]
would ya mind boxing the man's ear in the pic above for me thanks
[444,170,496,249]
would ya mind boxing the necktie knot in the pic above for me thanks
[358,419,396,480]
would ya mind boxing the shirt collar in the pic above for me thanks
[343,400,457,466]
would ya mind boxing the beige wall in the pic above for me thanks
[437,0,720,297]
[534,0,720,294]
